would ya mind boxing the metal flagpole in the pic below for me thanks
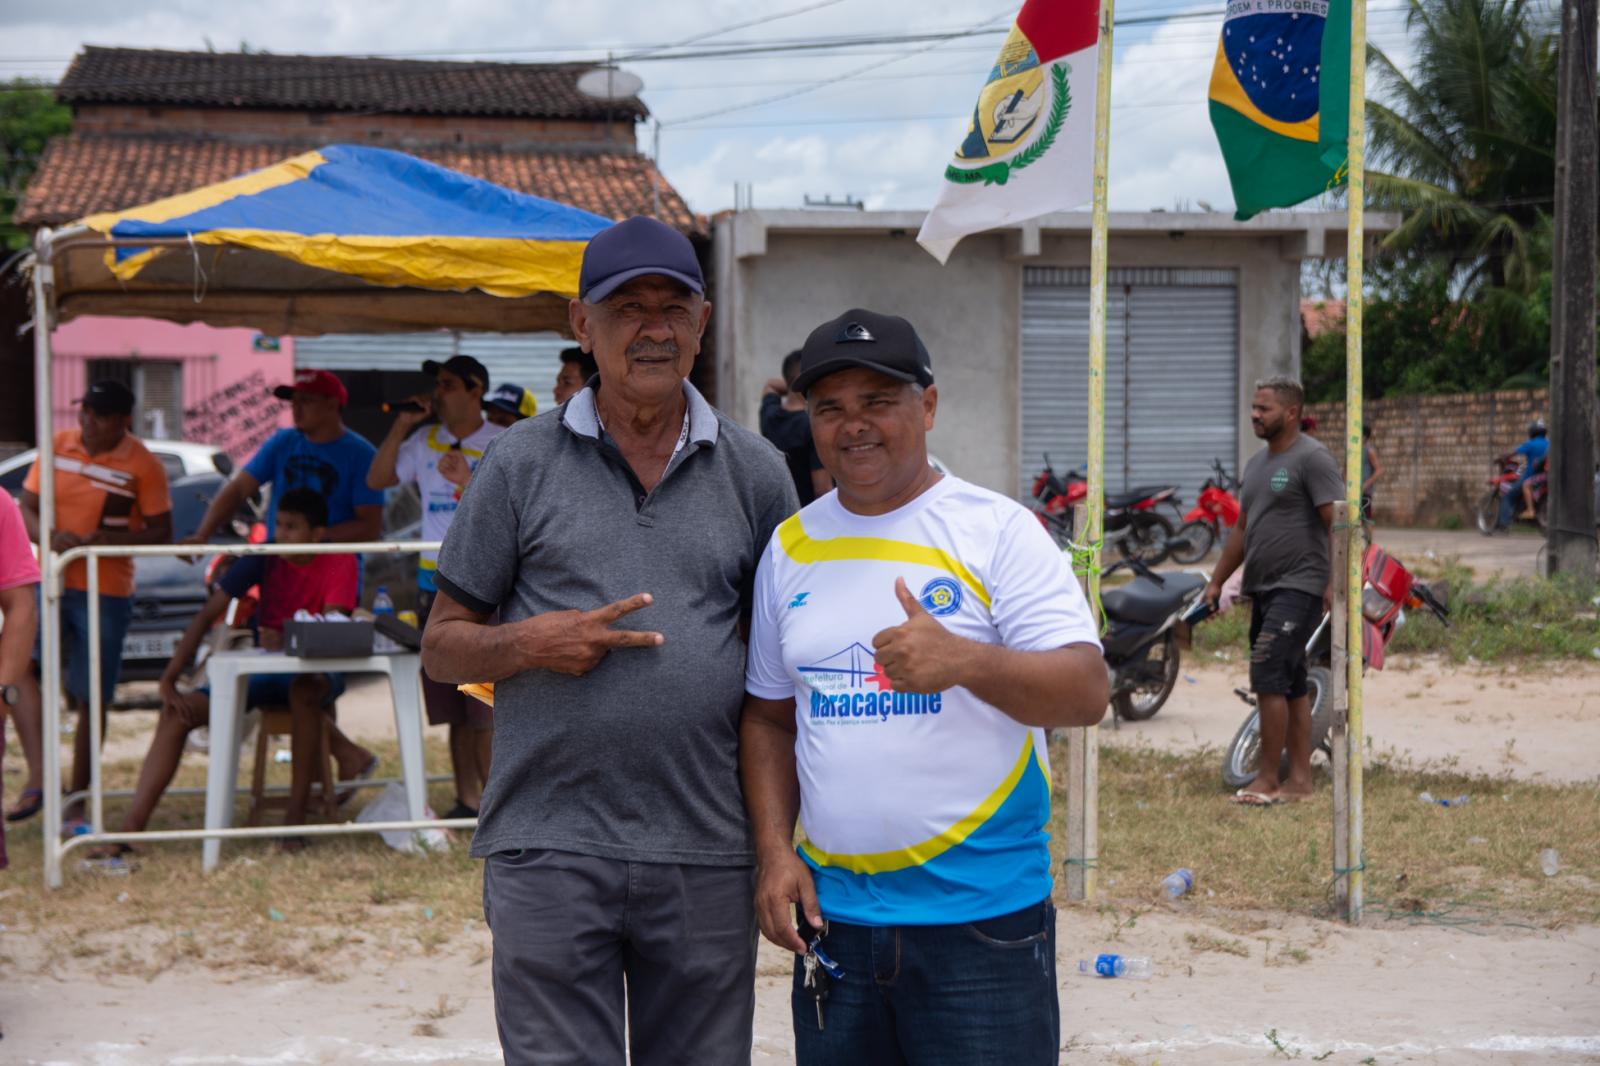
[1066,0,1116,904]
[1343,0,1369,923]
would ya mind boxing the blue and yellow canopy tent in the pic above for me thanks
[37,143,613,334]
[24,145,621,885]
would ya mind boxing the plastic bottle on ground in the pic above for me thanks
[1078,954,1152,979]
[372,586,395,616]
[1540,848,1560,877]
[1161,868,1194,899]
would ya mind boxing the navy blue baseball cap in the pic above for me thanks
[579,216,704,303]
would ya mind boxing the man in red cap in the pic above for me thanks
[185,369,382,546]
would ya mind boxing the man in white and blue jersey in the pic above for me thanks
[741,309,1108,1064]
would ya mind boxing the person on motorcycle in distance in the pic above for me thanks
[1202,377,1343,806]
[1505,419,1549,524]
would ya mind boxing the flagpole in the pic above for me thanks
[1343,0,1368,924]
[1066,0,1116,904]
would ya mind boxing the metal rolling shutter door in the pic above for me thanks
[1019,267,1129,499]
[1021,267,1237,505]
[297,332,569,415]
[1125,277,1238,505]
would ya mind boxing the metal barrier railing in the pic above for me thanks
[40,539,479,887]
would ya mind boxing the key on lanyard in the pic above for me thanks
[802,920,844,1031]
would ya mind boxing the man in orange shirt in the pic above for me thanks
[20,380,172,829]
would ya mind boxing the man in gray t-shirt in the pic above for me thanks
[421,217,795,1066]
[1204,376,1342,806]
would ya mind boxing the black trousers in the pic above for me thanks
[483,848,758,1066]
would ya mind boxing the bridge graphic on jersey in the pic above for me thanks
[797,643,893,691]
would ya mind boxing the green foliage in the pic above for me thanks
[1,79,71,252]
[1366,0,1562,293]
[1196,566,1600,663]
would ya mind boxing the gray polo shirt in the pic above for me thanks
[434,381,797,864]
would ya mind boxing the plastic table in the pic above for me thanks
[201,649,426,872]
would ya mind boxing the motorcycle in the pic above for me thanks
[1029,454,1180,565]
[1475,455,1548,535]
[1218,542,1450,788]
[1100,556,1208,722]
[1169,458,1241,565]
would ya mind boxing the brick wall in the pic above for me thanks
[1303,389,1548,526]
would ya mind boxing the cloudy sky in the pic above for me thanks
[3,0,1422,218]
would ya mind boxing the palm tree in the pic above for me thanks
[1366,0,1562,294]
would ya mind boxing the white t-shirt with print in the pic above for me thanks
[395,421,504,591]
[745,475,1101,925]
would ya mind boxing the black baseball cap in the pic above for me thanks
[579,216,704,303]
[78,379,136,416]
[422,355,489,393]
[791,309,935,395]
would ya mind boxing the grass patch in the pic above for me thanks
[1184,931,1250,957]
[1,735,486,981]
[1052,742,1600,925]
[1191,561,1600,664]
[4,733,1597,985]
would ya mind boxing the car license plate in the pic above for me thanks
[123,631,181,660]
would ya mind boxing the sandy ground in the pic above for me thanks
[1371,526,1546,581]
[1105,657,1600,784]
[5,906,1598,1064]
[9,521,1594,1064]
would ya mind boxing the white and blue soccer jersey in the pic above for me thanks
[745,475,1101,925]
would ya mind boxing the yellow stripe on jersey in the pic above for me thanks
[424,427,487,458]
[797,737,1033,874]
[776,514,992,610]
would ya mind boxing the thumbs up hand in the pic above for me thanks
[871,577,969,694]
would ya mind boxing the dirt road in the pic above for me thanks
[1107,657,1600,783]
[6,906,1597,1064]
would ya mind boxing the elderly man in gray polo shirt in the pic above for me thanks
[422,216,796,1066]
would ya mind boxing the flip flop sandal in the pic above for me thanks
[1230,789,1281,807]
[6,787,43,823]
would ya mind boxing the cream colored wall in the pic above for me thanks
[720,221,1304,495]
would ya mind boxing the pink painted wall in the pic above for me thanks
[50,318,294,464]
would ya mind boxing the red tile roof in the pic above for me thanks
[1300,298,1345,339]
[17,136,698,232]
[58,46,647,121]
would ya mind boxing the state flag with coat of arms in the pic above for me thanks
[917,0,1102,264]
[1208,0,1351,219]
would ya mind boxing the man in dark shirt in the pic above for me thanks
[761,350,832,505]
[421,216,796,1066]
[1204,376,1343,806]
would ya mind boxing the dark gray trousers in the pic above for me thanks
[482,848,757,1066]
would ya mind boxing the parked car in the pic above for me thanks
[1,440,262,684]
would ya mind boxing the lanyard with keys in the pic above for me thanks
[801,920,845,1031]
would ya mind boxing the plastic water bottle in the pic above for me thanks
[372,586,395,616]
[1078,954,1152,979]
[1161,868,1194,899]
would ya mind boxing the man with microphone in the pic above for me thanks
[367,355,502,819]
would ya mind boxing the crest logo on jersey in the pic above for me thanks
[919,576,963,616]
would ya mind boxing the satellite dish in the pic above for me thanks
[577,67,645,101]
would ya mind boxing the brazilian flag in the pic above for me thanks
[1209,0,1350,220]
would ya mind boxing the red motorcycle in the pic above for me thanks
[1169,458,1240,565]
[1475,455,1548,535]
[1029,454,1179,565]
[1219,542,1450,788]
